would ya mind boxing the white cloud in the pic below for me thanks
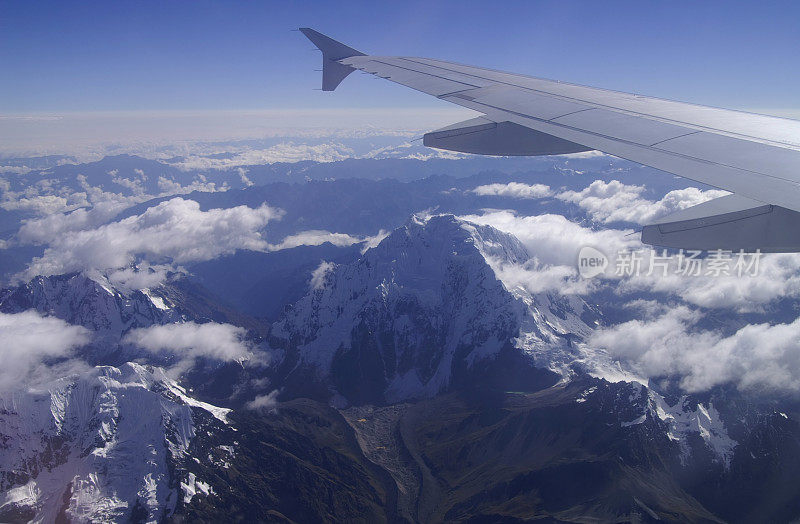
[14,173,230,250]
[112,174,145,194]
[246,390,280,411]
[236,167,254,187]
[1,194,73,215]
[360,230,391,254]
[156,175,227,194]
[268,229,392,253]
[487,257,594,295]
[0,108,473,161]
[556,180,728,224]
[17,200,128,245]
[459,208,800,309]
[460,209,636,267]
[173,142,357,171]
[123,322,254,364]
[310,261,335,290]
[470,182,553,199]
[590,307,800,394]
[267,230,362,251]
[620,252,800,312]
[20,198,283,280]
[0,310,91,391]
[460,209,637,295]
[96,264,174,292]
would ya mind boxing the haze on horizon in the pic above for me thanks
[1,0,799,157]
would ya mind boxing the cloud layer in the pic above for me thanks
[470,182,553,199]
[591,307,800,394]
[123,322,254,364]
[460,209,637,294]
[0,311,91,391]
[556,180,728,224]
[20,198,282,280]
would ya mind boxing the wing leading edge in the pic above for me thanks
[300,28,800,252]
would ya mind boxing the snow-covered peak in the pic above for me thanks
[1,272,178,334]
[0,273,187,363]
[0,362,227,523]
[272,214,595,404]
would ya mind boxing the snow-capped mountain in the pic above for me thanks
[271,214,600,404]
[267,214,758,471]
[0,273,180,344]
[5,206,800,521]
[0,271,259,364]
[0,363,228,523]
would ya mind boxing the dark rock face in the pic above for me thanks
[175,399,398,523]
[178,380,800,523]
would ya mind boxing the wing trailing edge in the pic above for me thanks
[423,117,592,156]
[642,194,800,252]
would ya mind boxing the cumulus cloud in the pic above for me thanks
[360,230,391,253]
[156,175,227,195]
[16,200,128,245]
[459,209,637,294]
[237,167,254,187]
[461,209,636,267]
[19,198,282,280]
[310,261,335,290]
[487,258,594,295]
[267,229,390,253]
[1,194,76,215]
[123,322,254,368]
[267,230,362,251]
[92,264,174,292]
[470,182,553,199]
[0,310,91,391]
[14,172,229,250]
[590,307,800,394]
[620,252,800,312]
[173,142,357,171]
[556,180,728,224]
[460,206,796,309]
[246,390,280,411]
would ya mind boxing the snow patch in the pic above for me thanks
[181,472,214,504]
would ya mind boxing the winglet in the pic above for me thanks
[299,28,365,91]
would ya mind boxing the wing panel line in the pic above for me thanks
[392,57,800,150]
[647,131,702,147]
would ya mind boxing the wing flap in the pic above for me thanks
[423,117,592,156]
[641,194,800,252]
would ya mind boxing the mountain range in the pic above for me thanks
[3,212,800,522]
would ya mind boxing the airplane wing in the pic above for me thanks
[299,28,800,252]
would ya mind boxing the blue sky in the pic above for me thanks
[2,0,799,115]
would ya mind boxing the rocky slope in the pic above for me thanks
[0,363,230,523]
[0,271,263,364]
